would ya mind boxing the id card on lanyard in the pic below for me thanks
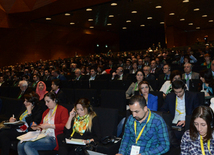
[131,110,151,155]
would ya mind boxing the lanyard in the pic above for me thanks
[200,135,211,155]
[44,105,58,123]
[134,83,138,91]
[134,110,151,144]
[19,110,28,121]
[166,85,172,94]
[175,97,185,115]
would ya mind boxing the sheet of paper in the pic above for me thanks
[4,121,24,125]
[17,131,46,143]
[87,150,107,155]
[65,138,86,145]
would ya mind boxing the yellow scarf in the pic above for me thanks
[71,114,89,137]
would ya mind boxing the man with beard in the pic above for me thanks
[116,95,170,155]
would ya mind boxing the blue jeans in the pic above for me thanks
[17,136,56,155]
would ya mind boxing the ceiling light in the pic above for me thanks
[147,17,152,19]
[209,20,213,22]
[155,6,162,8]
[70,22,75,25]
[202,15,207,17]
[196,27,200,29]
[188,23,193,25]
[111,3,117,6]
[169,13,175,16]
[109,15,114,18]
[194,8,200,11]
[140,24,145,27]
[182,0,189,3]
[88,19,93,21]
[126,20,131,23]
[131,11,137,14]
[107,23,112,26]
[89,26,94,28]
[122,27,127,29]
[160,22,164,24]
[86,8,92,11]
[46,18,51,20]
[65,13,70,16]
[180,18,185,21]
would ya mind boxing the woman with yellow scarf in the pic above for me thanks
[58,98,101,155]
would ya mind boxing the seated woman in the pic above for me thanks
[160,70,187,97]
[36,81,48,101]
[200,69,214,97]
[0,92,43,155]
[129,62,138,74]
[58,98,101,155]
[17,92,69,155]
[138,81,158,111]
[126,70,144,99]
[181,106,214,154]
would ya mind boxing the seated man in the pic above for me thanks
[72,68,84,81]
[52,69,67,81]
[117,95,170,155]
[88,67,99,81]
[182,63,199,89]
[29,74,40,89]
[17,80,32,99]
[111,67,126,80]
[51,79,67,104]
[161,80,200,139]
[143,66,155,81]
[158,64,171,81]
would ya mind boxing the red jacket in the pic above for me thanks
[40,104,68,150]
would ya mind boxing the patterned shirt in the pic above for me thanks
[181,130,214,155]
[119,111,170,155]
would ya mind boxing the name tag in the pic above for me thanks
[130,145,140,155]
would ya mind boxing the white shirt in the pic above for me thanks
[172,94,186,124]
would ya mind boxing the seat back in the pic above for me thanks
[75,89,98,107]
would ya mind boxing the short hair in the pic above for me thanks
[54,69,60,75]
[143,65,151,71]
[23,92,39,106]
[170,70,182,83]
[164,64,171,70]
[52,79,61,87]
[75,68,81,74]
[138,81,150,95]
[19,80,28,87]
[129,95,146,109]
[190,106,214,142]
[172,80,185,90]
[184,63,192,69]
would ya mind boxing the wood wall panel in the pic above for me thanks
[0,23,119,67]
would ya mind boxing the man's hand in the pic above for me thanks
[177,120,185,127]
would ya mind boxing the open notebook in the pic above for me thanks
[17,131,46,143]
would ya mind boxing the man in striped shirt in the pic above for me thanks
[117,95,170,155]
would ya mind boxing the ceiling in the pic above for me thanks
[29,0,214,33]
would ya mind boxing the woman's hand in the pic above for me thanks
[9,117,16,122]
[39,123,52,129]
[69,108,76,118]
[83,139,94,144]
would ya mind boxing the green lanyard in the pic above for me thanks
[134,83,138,91]
[185,72,192,81]
[166,85,172,94]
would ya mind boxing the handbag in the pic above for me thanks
[75,141,97,155]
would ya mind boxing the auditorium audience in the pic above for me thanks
[158,64,171,81]
[0,92,43,155]
[57,98,101,155]
[17,92,69,154]
[181,106,214,154]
